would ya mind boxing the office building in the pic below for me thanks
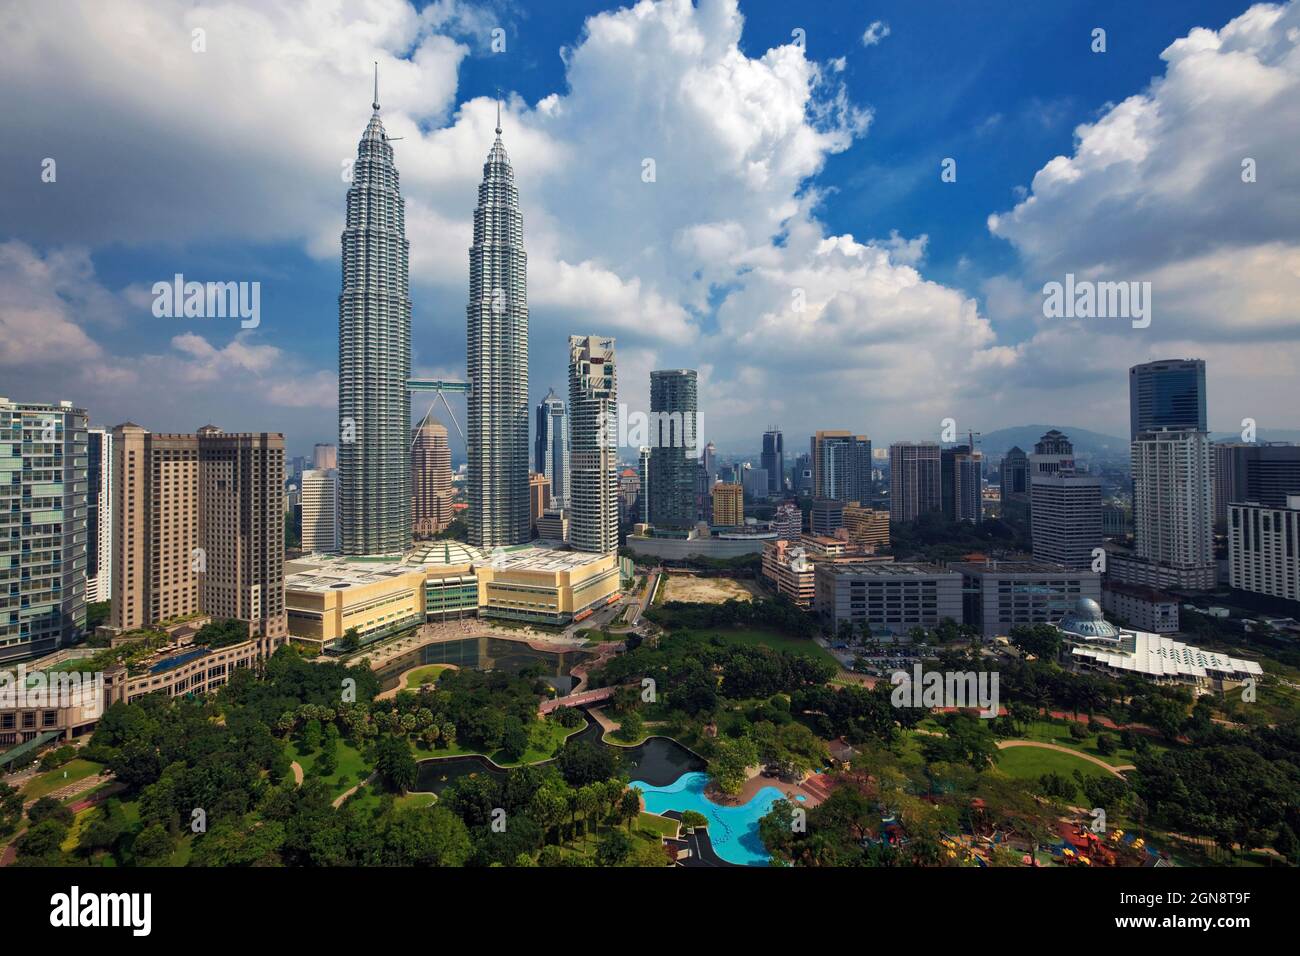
[0,399,88,663]
[952,558,1100,638]
[889,442,942,523]
[1000,446,1028,500]
[810,498,845,536]
[793,452,814,497]
[1028,437,1101,571]
[842,503,889,553]
[412,419,455,537]
[811,431,871,502]
[529,472,551,535]
[814,562,963,640]
[712,482,744,527]
[638,446,652,524]
[301,469,340,554]
[86,426,113,604]
[535,388,569,509]
[1129,359,1207,440]
[771,502,803,541]
[761,429,784,494]
[1229,496,1300,606]
[110,423,288,640]
[741,465,769,500]
[1214,442,1300,527]
[338,76,412,556]
[567,336,619,553]
[536,508,569,543]
[647,369,699,529]
[1101,582,1179,633]
[467,113,531,548]
[941,444,983,523]
[313,443,337,470]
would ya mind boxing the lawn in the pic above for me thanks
[404,664,452,690]
[22,759,104,802]
[636,812,679,838]
[677,627,841,669]
[414,715,588,767]
[993,745,1115,801]
[1011,719,1156,766]
[286,739,371,799]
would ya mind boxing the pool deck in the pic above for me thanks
[714,767,830,809]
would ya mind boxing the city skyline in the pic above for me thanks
[3,0,1298,455]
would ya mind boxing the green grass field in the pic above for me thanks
[21,759,105,802]
[994,745,1115,801]
[416,716,587,767]
[678,627,841,668]
[404,664,452,689]
[1011,720,1154,766]
[287,739,371,799]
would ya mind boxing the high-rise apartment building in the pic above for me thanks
[1131,428,1215,589]
[648,369,699,529]
[313,443,338,471]
[889,442,942,523]
[86,426,113,604]
[301,469,339,553]
[412,419,454,537]
[811,431,871,502]
[467,116,531,548]
[1229,496,1300,606]
[761,429,785,494]
[338,77,412,556]
[534,388,569,510]
[771,502,803,541]
[568,336,619,553]
[110,424,287,640]
[0,400,88,663]
[712,482,744,527]
[638,446,652,524]
[1129,359,1207,440]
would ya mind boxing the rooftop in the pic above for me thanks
[821,561,955,578]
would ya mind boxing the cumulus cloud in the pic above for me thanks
[862,21,891,47]
[984,1,1300,429]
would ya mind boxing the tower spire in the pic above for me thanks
[372,60,380,112]
[495,86,502,135]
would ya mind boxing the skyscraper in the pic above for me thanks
[111,423,287,640]
[941,444,983,523]
[648,369,699,529]
[1131,428,1216,589]
[811,431,871,502]
[86,426,113,604]
[301,469,339,553]
[761,429,785,494]
[467,109,530,548]
[1129,359,1207,440]
[412,419,454,537]
[1213,442,1300,526]
[568,336,619,553]
[889,442,942,523]
[1029,432,1101,570]
[0,399,88,663]
[338,70,411,556]
[313,443,338,471]
[712,482,744,527]
[534,388,569,509]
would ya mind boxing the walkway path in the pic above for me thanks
[22,772,113,810]
[332,772,376,809]
[996,740,1135,778]
[290,762,304,787]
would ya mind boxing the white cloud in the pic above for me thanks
[862,21,891,47]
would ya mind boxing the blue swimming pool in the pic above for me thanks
[631,772,784,866]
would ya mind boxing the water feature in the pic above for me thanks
[375,635,593,692]
[632,772,784,866]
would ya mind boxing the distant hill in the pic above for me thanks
[978,425,1129,461]
[1209,429,1300,444]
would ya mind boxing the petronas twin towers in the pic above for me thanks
[338,77,530,554]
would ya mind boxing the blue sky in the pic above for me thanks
[1,0,1296,459]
